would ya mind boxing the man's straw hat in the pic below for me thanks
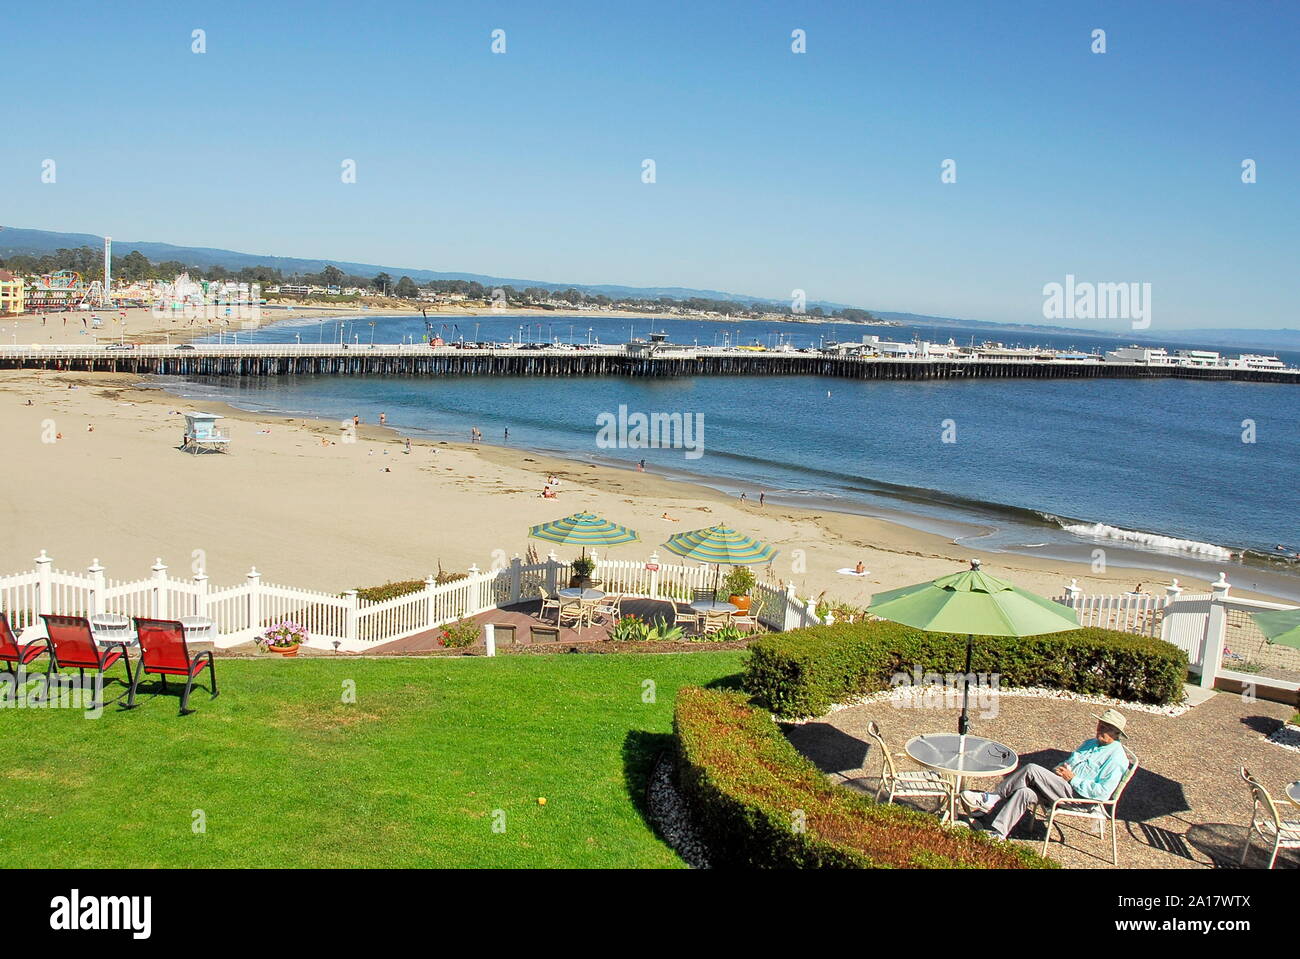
[1093,708,1128,737]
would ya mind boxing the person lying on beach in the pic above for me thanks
[662,512,679,522]
[960,710,1130,839]
[541,487,558,499]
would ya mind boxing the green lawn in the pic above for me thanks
[0,652,744,867]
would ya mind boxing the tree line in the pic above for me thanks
[0,246,878,320]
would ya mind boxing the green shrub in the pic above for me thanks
[354,580,426,603]
[355,570,465,603]
[673,687,1053,868]
[744,621,1187,718]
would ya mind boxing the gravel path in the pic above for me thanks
[784,690,1300,869]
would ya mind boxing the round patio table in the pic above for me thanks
[689,600,738,615]
[557,588,605,602]
[1287,781,1300,806]
[905,733,1019,824]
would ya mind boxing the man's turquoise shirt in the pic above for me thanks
[1064,738,1129,800]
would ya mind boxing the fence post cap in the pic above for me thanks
[468,564,480,575]
[35,550,50,563]
[247,566,260,578]
[424,574,437,587]
[88,558,104,572]
[152,557,167,571]
[1210,572,1231,594]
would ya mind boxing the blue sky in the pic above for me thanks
[2,0,1297,329]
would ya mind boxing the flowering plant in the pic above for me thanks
[439,618,478,649]
[609,614,649,642]
[262,621,308,648]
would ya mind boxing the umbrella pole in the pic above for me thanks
[958,633,973,735]
[712,564,721,603]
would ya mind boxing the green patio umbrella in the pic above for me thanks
[528,511,640,559]
[1248,607,1300,650]
[866,559,1080,734]
[662,524,778,602]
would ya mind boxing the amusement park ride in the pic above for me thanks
[23,237,112,310]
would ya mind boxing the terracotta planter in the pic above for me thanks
[728,594,751,613]
[266,643,301,657]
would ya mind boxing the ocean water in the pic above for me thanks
[167,313,1300,594]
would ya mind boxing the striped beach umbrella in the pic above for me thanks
[528,512,640,558]
[662,524,778,601]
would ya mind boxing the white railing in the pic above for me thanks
[0,549,824,652]
[1057,574,1300,694]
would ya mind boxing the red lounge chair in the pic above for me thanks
[129,618,218,715]
[41,614,134,709]
[0,611,50,676]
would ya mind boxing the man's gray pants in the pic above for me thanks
[987,764,1074,838]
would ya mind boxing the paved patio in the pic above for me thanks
[784,689,1300,869]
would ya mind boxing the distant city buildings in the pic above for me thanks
[0,270,24,315]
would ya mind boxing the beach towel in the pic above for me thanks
[836,568,870,577]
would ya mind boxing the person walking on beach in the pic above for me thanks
[759,491,765,506]
[404,437,412,454]
[353,415,360,428]
[638,459,645,472]
[504,428,509,441]
[379,412,387,426]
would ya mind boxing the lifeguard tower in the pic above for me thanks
[182,412,230,454]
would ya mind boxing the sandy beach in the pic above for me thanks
[0,368,1279,606]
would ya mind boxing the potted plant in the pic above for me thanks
[722,566,757,613]
[261,621,307,657]
[570,555,596,588]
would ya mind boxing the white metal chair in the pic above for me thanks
[593,594,623,624]
[557,601,591,628]
[538,587,562,624]
[1238,766,1300,869]
[673,604,701,634]
[866,721,953,822]
[700,609,732,635]
[1038,746,1138,864]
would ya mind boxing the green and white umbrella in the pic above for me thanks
[867,559,1080,734]
[528,511,639,559]
[1248,607,1300,651]
[662,524,778,601]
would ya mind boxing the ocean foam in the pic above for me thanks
[1061,521,1234,559]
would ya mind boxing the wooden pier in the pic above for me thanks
[0,345,1294,383]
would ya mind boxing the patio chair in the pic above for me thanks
[41,614,135,710]
[673,604,701,634]
[1238,766,1300,869]
[538,587,563,624]
[593,594,623,624]
[700,609,732,634]
[129,618,219,715]
[491,623,516,646]
[1038,746,1138,865]
[691,588,715,604]
[530,625,560,644]
[866,721,953,821]
[558,600,591,628]
[731,600,763,635]
[0,611,51,676]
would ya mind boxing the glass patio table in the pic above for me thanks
[905,733,1019,824]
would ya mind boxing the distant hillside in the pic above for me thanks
[0,226,824,309]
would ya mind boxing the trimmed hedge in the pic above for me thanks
[744,621,1187,719]
[673,687,1054,868]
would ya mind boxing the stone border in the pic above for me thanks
[781,683,1193,726]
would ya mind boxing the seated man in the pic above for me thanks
[960,709,1129,840]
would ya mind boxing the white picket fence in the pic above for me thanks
[1057,575,1300,694]
[0,550,822,652]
